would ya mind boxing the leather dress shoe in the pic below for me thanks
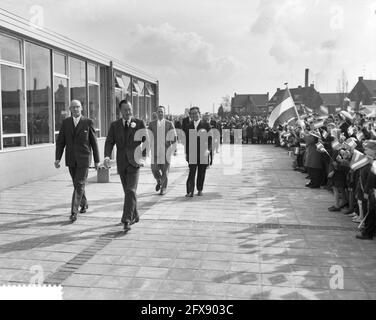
[131,216,139,225]
[185,192,193,197]
[328,206,341,212]
[160,189,166,195]
[305,183,312,187]
[355,233,373,240]
[197,191,203,196]
[70,213,77,222]
[80,205,88,214]
[123,222,131,232]
[156,183,161,192]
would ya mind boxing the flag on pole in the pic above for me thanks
[350,150,372,171]
[332,140,341,150]
[313,120,325,129]
[320,105,329,115]
[268,88,298,129]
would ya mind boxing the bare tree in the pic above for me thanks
[336,70,348,109]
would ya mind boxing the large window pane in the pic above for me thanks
[70,57,86,113]
[88,84,99,129]
[132,95,139,118]
[53,52,67,75]
[26,42,52,145]
[1,65,25,134]
[3,136,26,148]
[0,34,22,64]
[88,64,98,82]
[54,77,69,131]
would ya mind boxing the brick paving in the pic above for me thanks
[0,144,375,300]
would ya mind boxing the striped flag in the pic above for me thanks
[371,161,376,175]
[356,131,365,141]
[268,88,298,129]
[350,150,372,171]
[313,121,325,129]
[345,138,357,149]
[320,105,329,115]
[332,140,341,150]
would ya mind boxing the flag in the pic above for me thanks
[316,142,325,152]
[371,161,376,175]
[268,89,298,129]
[313,121,324,129]
[345,138,357,149]
[356,131,365,141]
[332,140,341,150]
[348,126,355,136]
[320,105,329,115]
[350,150,372,171]
[322,130,328,139]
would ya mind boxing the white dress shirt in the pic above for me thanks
[157,118,165,127]
[73,115,82,127]
[122,118,131,128]
[194,119,201,130]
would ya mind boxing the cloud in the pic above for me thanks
[123,23,239,80]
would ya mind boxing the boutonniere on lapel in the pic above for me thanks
[130,121,136,129]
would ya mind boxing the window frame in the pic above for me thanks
[0,36,27,150]
[88,62,101,136]
[53,51,70,137]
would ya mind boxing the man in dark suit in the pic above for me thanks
[104,100,147,232]
[185,107,212,197]
[55,100,100,222]
[148,106,177,195]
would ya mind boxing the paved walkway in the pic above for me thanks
[0,144,375,300]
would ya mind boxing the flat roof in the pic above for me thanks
[0,8,157,83]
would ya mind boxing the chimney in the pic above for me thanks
[358,76,363,81]
[305,68,309,87]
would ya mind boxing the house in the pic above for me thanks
[348,76,376,110]
[319,93,343,114]
[231,93,270,116]
[268,84,323,114]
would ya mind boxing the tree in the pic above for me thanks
[337,70,348,109]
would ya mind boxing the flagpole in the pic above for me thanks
[285,82,300,120]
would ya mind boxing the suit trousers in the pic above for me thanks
[151,163,170,190]
[363,192,376,237]
[119,165,140,224]
[69,166,89,214]
[187,164,207,194]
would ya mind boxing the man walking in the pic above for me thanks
[148,106,176,195]
[55,100,100,222]
[185,107,212,197]
[104,100,147,232]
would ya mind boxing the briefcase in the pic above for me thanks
[97,167,110,183]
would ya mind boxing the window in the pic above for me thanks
[145,83,154,122]
[54,77,69,131]
[88,63,100,134]
[138,81,145,120]
[25,42,53,145]
[1,65,26,148]
[0,33,22,65]
[69,57,86,114]
[53,52,67,75]
[132,79,142,118]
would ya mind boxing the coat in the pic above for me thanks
[104,118,146,172]
[56,116,100,168]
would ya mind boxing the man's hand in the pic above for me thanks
[54,160,60,169]
[364,193,369,200]
[103,158,111,169]
[139,159,145,167]
[94,163,99,170]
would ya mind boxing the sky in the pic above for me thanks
[1,0,376,114]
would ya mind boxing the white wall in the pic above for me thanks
[0,138,106,191]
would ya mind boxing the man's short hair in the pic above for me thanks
[190,106,200,114]
[119,99,131,109]
[157,105,165,111]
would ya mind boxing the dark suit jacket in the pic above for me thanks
[56,116,100,168]
[104,118,146,171]
[185,120,212,165]
[182,116,191,136]
[148,119,176,163]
